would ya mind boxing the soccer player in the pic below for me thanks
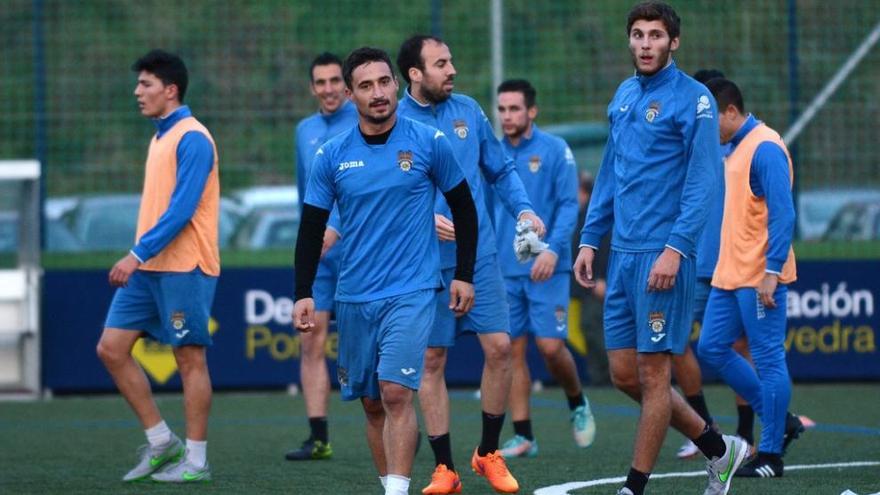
[96,49,218,483]
[670,68,727,460]
[397,34,545,494]
[573,4,748,495]
[286,52,358,462]
[698,78,797,479]
[292,47,478,495]
[492,79,596,459]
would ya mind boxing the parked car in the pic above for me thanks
[822,200,880,241]
[798,188,880,240]
[61,194,243,251]
[230,185,299,216]
[232,207,299,250]
[0,211,83,253]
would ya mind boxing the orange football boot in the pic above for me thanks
[470,448,519,493]
[422,464,462,494]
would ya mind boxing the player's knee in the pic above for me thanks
[610,367,638,395]
[536,338,564,360]
[696,338,725,367]
[361,397,385,422]
[422,347,447,375]
[379,383,413,412]
[482,336,512,366]
[96,338,127,367]
[300,332,326,361]
[174,348,207,376]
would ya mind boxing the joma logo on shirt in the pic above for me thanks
[338,160,365,171]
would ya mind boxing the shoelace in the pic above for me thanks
[483,452,511,477]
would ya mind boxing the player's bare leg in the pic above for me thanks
[477,332,512,418]
[173,345,212,441]
[632,352,672,473]
[380,381,419,478]
[672,345,713,458]
[419,347,451,438]
[508,336,531,422]
[97,328,162,428]
[301,311,331,418]
[536,337,582,397]
[362,397,388,475]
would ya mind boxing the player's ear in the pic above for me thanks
[408,67,422,84]
[669,36,680,52]
[528,105,538,120]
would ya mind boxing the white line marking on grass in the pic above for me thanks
[533,461,880,494]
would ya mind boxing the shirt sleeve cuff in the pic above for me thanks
[665,244,689,259]
[326,224,342,238]
[578,243,598,251]
[766,259,785,273]
[130,248,147,264]
[765,269,781,275]
[665,233,694,258]
[516,209,536,219]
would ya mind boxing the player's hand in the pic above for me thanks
[573,247,596,289]
[518,211,546,237]
[321,228,340,258]
[109,253,140,287]
[293,298,317,332]
[647,248,681,291]
[435,214,456,241]
[448,279,475,317]
[530,250,557,282]
[758,273,779,309]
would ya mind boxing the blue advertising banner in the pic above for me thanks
[42,261,878,392]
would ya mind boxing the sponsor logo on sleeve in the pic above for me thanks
[696,95,714,119]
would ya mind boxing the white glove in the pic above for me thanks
[513,220,548,263]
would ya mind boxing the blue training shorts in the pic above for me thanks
[506,273,570,340]
[335,289,435,401]
[430,254,510,347]
[603,250,695,354]
[104,268,217,347]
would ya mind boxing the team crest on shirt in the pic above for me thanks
[645,101,661,123]
[453,119,469,139]
[555,306,567,332]
[528,155,542,173]
[696,95,714,119]
[398,150,413,172]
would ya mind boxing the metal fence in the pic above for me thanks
[1,0,878,261]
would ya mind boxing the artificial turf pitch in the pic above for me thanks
[2,383,878,494]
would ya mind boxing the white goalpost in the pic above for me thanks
[0,159,42,399]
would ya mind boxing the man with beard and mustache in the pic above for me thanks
[573,3,747,495]
[293,47,478,495]
[491,79,597,460]
[397,35,545,495]
[286,51,358,463]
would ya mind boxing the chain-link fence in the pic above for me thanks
[1,0,878,263]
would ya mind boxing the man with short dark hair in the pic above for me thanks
[573,3,747,495]
[293,46,478,495]
[492,79,597,459]
[285,51,358,462]
[397,34,545,495]
[699,77,797,479]
[97,49,219,483]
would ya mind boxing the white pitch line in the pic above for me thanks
[533,461,880,495]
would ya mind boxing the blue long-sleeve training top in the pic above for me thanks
[580,61,721,258]
[295,100,358,236]
[494,125,578,276]
[695,142,731,279]
[398,89,534,269]
[729,114,796,274]
[132,106,214,263]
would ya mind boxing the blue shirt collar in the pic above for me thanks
[153,105,191,138]
[404,86,441,111]
[636,59,677,89]
[729,114,760,148]
[504,123,538,149]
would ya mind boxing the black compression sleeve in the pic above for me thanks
[295,203,331,300]
[442,179,478,283]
